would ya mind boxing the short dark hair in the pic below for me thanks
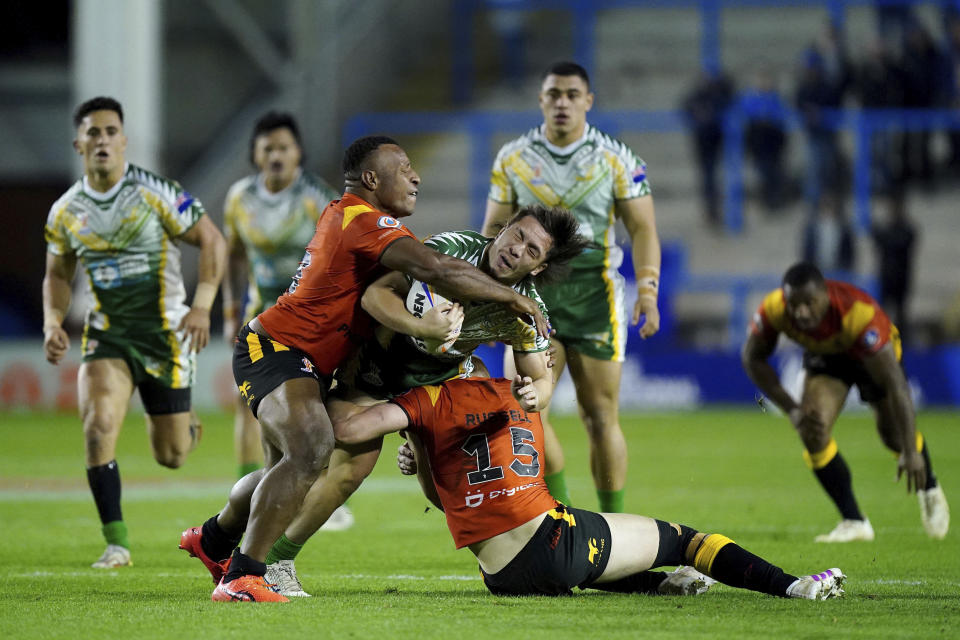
[505,205,594,285]
[73,97,123,127]
[249,111,302,164]
[782,262,826,289]
[541,61,590,89]
[342,135,399,178]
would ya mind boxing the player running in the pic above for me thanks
[332,375,846,601]
[482,61,662,513]
[742,262,949,542]
[179,135,549,602]
[42,96,227,568]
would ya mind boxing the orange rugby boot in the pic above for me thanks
[211,575,289,602]
[179,526,230,584]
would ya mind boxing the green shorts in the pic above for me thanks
[81,325,195,403]
[538,267,627,361]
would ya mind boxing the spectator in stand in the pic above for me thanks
[739,68,789,212]
[855,39,906,194]
[871,189,917,341]
[795,29,851,215]
[942,12,960,172]
[900,22,946,186]
[802,194,855,274]
[682,70,734,228]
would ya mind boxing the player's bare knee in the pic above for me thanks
[82,414,118,453]
[153,443,188,468]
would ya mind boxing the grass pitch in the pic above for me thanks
[1,407,957,639]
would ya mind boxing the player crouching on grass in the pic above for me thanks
[742,262,949,543]
[333,375,846,600]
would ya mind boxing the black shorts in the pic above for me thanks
[480,505,612,596]
[232,324,328,417]
[802,351,887,403]
[138,378,191,415]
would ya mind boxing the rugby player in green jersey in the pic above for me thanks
[482,62,663,513]
[221,112,339,482]
[42,97,227,568]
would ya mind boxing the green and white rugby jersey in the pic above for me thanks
[224,169,337,320]
[45,163,205,335]
[489,123,650,272]
[407,230,550,359]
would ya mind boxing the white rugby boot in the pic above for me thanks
[91,544,132,568]
[918,485,950,539]
[786,568,846,600]
[814,519,874,543]
[265,560,311,597]
[657,565,717,595]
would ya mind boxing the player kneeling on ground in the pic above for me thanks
[334,375,846,600]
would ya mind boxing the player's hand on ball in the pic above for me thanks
[896,449,926,494]
[179,307,211,353]
[421,302,463,343]
[632,296,660,339]
[511,375,538,412]
[43,325,70,364]
[397,441,417,475]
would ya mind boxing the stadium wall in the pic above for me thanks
[3,339,958,412]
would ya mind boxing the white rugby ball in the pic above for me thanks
[404,280,462,354]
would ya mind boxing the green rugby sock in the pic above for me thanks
[102,520,129,550]
[238,462,261,479]
[265,534,304,564]
[598,489,625,513]
[544,471,571,505]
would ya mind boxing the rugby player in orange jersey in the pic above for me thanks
[332,376,845,600]
[743,262,949,543]
[179,136,550,602]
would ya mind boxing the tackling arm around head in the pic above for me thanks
[380,237,549,339]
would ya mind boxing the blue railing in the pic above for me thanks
[452,0,911,105]
[343,106,960,234]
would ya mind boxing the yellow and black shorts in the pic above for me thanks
[232,324,328,417]
[480,504,611,596]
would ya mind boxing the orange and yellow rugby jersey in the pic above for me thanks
[750,280,901,361]
[391,378,559,548]
[258,193,416,375]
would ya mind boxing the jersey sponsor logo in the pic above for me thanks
[88,254,150,289]
[377,215,400,229]
[175,192,195,213]
[863,328,880,348]
[632,163,647,184]
[464,481,540,508]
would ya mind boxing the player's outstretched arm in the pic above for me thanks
[481,199,515,238]
[335,402,410,445]
[618,195,661,339]
[362,271,463,342]
[380,237,549,339]
[178,215,227,352]
[741,331,799,418]
[862,343,925,493]
[42,251,77,365]
[514,351,552,411]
